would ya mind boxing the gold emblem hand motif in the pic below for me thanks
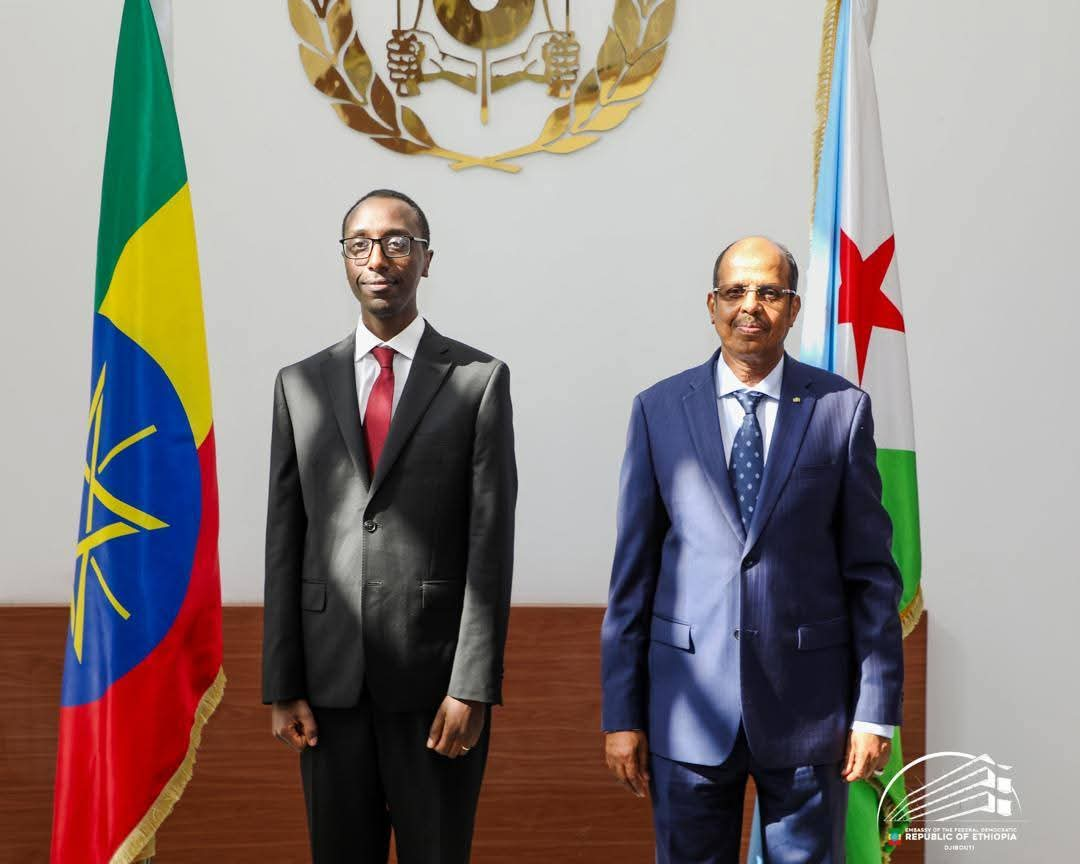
[542,31,580,96]
[489,31,580,98]
[386,29,479,96]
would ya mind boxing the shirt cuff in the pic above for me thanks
[851,720,895,738]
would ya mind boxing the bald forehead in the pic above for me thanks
[714,236,796,290]
[720,237,785,274]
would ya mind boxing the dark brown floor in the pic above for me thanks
[0,606,925,863]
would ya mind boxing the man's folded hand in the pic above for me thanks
[842,730,892,782]
[272,698,318,752]
[605,730,651,798]
[427,695,486,758]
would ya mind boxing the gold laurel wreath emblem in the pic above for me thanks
[289,0,676,173]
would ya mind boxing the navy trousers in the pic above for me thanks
[650,727,848,864]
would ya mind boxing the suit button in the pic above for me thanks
[363,519,378,533]
[743,556,757,569]
[733,629,740,640]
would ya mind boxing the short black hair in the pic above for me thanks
[712,237,799,294]
[341,188,430,243]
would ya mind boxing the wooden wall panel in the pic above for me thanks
[0,607,925,863]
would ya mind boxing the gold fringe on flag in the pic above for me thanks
[109,667,226,864]
[133,835,155,861]
[867,774,904,864]
[811,0,843,216]
[899,584,924,639]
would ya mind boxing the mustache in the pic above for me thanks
[734,315,766,327]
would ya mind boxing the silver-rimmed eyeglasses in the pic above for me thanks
[712,285,797,305]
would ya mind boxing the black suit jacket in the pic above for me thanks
[262,323,517,710]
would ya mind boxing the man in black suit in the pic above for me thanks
[262,189,517,864]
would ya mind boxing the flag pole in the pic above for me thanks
[811,0,842,220]
[136,5,169,862]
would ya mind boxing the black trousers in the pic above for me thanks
[300,695,490,864]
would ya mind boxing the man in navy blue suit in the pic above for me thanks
[601,236,903,863]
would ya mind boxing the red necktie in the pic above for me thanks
[363,346,396,474]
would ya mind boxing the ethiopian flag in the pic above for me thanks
[801,0,923,859]
[50,1,225,861]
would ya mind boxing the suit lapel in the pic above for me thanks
[321,333,372,491]
[683,351,746,544]
[743,355,816,552]
[367,324,452,500]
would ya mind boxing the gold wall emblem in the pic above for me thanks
[288,0,676,173]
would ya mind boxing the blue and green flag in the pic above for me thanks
[802,0,923,859]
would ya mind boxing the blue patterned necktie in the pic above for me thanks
[728,390,766,530]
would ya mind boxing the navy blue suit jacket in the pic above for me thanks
[601,351,903,769]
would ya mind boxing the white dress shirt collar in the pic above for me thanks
[354,314,426,362]
[716,352,785,400]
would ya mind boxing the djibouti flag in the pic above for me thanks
[50,2,224,861]
[802,0,923,859]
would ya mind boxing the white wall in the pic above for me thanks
[1,2,1076,860]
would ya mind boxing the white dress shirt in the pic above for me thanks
[715,353,894,741]
[354,314,426,420]
[716,354,785,465]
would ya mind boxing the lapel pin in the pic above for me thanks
[792,396,802,403]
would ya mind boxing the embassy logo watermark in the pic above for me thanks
[878,752,1024,855]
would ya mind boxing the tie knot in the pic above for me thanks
[733,389,765,415]
[371,346,396,369]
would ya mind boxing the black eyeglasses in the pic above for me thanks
[340,235,429,261]
[712,285,797,305]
